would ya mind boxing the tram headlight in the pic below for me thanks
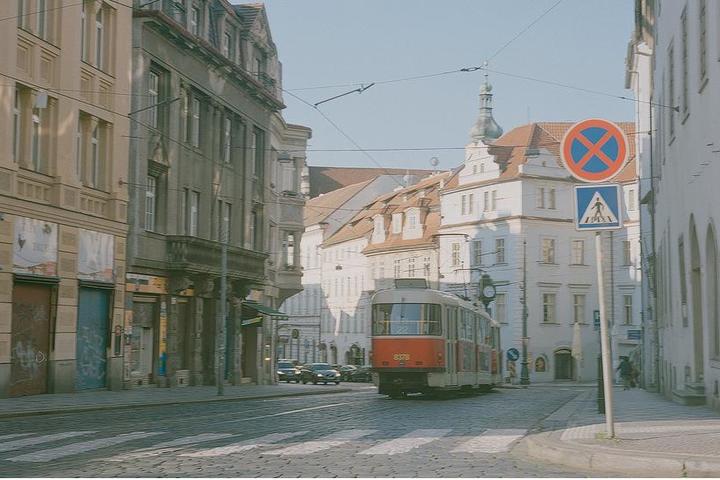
[316,374,323,377]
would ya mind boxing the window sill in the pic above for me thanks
[569,263,588,267]
[540,322,561,326]
[681,111,690,125]
[699,77,709,94]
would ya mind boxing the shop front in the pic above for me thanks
[241,301,287,385]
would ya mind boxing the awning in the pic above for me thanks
[241,301,288,326]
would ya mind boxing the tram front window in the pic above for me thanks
[372,303,442,335]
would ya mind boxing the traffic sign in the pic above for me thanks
[561,119,629,183]
[574,184,622,231]
[506,348,520,362]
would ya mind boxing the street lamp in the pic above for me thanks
[520,239,530,386]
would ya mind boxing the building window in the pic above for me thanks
[571,240,585,265]
[80,1,87,61]
[31,107,41,171]
[216,201,231,243]
[145,175,157,231]
[542,238,556,264]
[537,187,545,208]
[394,259,401,278]
[190,97,200,147]
[285,232,295,267]
[189,191,199,236]
[699,0,707,85]
[148,71,159,129]
[573,294,586,324]
[13,89,21,163]
[189,5,199,35]
[623,295,633,325]
[472,240,483,266]
[407,212,417,229]
[483,191,489,212]
[668,43,675,138]
[681,7,688,116]
[468,193,474,214]
[542,293,556,323]
[392,213,402,233]
[423,257,431,277]
[253,128,264,179]
[495,238,505,264]
[628,189,636,211]
[36,0,47,39]
[461,195,468,215]
[491,190,497,211]
[451,242,461,267]
[75,117,82,178]
[18,0,27,28]
[495,293,507,323]
[223,116,232,163]
[623,240,632,266]
[548,188,556,209]
[95,6,104,69]
[223,31,231,58]
[408,258,416,278]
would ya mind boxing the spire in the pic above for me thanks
[469,65,503,143]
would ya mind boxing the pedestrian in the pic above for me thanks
[616,356,632,390]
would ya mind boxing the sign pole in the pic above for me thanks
[595,231,614,437]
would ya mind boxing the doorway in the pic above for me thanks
[554,349,575,381]
[130,298,157,384]
[10,283,52,397]
[76,287,110,390]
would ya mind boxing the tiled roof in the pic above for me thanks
[303,179,374,227]
[323,172,451,249]
[444,121,637,190]
[308,166,435,197]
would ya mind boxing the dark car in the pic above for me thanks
[338,365,358,381]
[349,365,373,383]
[300,363,341,385]
[277,361,301,383]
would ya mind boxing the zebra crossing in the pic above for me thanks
[0,427,529,464]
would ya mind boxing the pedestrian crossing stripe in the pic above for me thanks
[0,428,531,463]
[574,184,622,231]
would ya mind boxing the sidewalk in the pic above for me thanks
[0,383,354,419]
[524,386,720,476]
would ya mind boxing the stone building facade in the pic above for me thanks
[126,1,308,388]
[0,0,131,396]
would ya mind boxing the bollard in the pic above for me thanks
[597,354,605,414]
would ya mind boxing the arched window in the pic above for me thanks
[707,224,719,359]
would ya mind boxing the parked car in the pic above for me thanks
[349,365,373,383]
[277,361,301,383]
[300,363,342,385]
[339,365,358,381]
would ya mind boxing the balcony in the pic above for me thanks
[166,235,266,282]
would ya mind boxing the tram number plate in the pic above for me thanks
[393,353,410,361]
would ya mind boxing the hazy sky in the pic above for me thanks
[254,0,635,171]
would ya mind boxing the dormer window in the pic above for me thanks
[391,213,402,234]
[372,215,386,243]
[407,213,418,229]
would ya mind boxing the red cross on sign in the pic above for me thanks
[560,119,629,183]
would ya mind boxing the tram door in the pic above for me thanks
[446,307,458,386]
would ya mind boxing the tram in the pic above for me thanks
[370,279,502,397]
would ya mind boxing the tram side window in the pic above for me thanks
[372,303,442,336]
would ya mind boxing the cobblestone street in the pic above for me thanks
[0,384,607,477]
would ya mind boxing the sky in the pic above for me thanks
[251,0,635,172]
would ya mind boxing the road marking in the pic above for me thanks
[105,433,235,461]
[6,432,162,463]
[222,402,353,424]
[182,431,309,458]
[0,432,94,453]
[451,429,527,453]
[0,434,35,442]
[358,429,451,455]
[264,429,376,455]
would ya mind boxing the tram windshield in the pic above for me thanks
[372,303,442,336]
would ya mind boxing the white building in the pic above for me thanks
[438,80,641,382]
[628,0,720,409]
[280,174,409,364]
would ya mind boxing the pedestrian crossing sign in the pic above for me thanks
[574,184,622,231]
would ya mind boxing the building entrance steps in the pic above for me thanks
[523,386,720,476]
[0,384,355,419]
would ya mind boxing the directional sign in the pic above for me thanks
[506,348,520,362]
[561,119,629,183]
[574,184,622,231]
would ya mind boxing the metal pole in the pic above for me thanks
[596,231,614,437]
[520,239,530,385]
[217,228,227,396]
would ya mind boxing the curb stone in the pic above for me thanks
[523,430,720,476]
[0,388,353,419]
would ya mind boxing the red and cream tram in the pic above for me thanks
[370,279,502,397]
